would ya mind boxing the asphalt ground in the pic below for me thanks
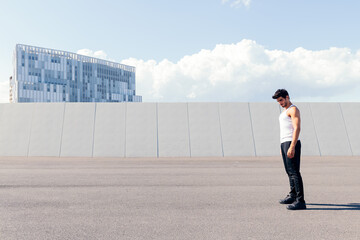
[0,156,359,240]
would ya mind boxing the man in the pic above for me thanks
[272,89,306,210]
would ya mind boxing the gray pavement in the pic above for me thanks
[0,156,359,240]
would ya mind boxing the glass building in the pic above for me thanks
[10,44,142,103]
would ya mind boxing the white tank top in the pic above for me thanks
[279,105,299,143]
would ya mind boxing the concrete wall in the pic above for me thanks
[158,103,190,157]
[1,102,359,157]
[93,103,126,157]
[125,103,157,157]
[188,103,223,157]
[0,103,34,156]
[294,103,321,156]
[28,103,65,157]
[60,103,96,157]
[310,103,352,156]
[250,102,280,156]
[219,103,255,157]
[340,103,360,155]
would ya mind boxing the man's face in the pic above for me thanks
[276,96,289,108]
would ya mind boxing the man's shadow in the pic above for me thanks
[307,203,360,210]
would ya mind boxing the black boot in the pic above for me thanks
[279,195,295,204]
[287,201,306,210]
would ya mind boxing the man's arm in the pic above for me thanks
[287,107,301,158]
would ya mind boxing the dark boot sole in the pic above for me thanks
[287,205,306,210]
[279,198,295,204]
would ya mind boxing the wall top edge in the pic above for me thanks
[1,102,360,105]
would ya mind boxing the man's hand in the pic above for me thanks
[287,146,295,158]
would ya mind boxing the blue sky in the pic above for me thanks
[1,0,360,102]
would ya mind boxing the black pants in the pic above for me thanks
[281,140,305,203]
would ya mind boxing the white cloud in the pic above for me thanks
[77,49,115,62]
[222,0,251,8]
[121,39,360,102]
[1,40,360,103]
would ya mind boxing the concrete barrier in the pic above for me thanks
[125,103,157,157]
[310,103,352,156]
[188,103,223,157]
[294,103,320,156]
[0,102,358,157]
[250,102,280,156]
[158,103,190,157]
[340,103,360,155]
[0,103,34,156]
[28,103,65,157]
[219,102,255,156]
[60,103,96,157]
[93,103,126,157]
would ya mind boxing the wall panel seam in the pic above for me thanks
[156,103,159,158]
[59,103,66,157]
[309,103,321,156]
[187,103,192,157]
[218,103,224,157]
[339,103,353,156]
[91,103,97,157]
[124,103,127,158]
[248,103,257,157]
[26,104,35,157]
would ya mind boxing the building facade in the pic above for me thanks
[10,44,142,103]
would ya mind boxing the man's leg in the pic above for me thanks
[281,142,296,196]
[279,142,296,204]
[286,141,306,210]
